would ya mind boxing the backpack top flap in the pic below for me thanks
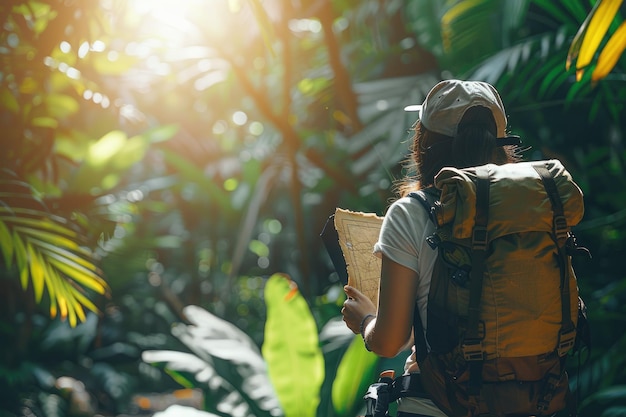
[433,159,584,240]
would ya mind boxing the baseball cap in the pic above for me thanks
[411,79,518,144]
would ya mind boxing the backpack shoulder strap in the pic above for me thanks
[407,187,439,225]
[407,188,436,215]
[406,188,439,363]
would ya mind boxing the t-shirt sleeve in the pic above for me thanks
[373,197,430,273]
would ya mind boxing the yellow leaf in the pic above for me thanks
[68,302,78,328]
[593,20,626,81]
[44,261,60,318]
[47,257,107,294]
[14,226,81,252]
[576,0,623,70]
[49,303,58,318]
[69,285,99,314]
[576,68,584,82]
[28,243,46,303]
[58,295,68,320]
[67,286,89,322]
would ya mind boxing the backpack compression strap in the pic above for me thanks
[463,166,491,399]
[532,163,576,356]
[533,163,576,413]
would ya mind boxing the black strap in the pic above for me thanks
[533,164,575,355]
[408,188,439,224]
[408,191,433,218]
[413,303,428,363]
[463,166,490,397]
[407,189,436,363]
[533,163,576,414]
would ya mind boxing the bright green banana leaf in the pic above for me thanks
[332,335,379,417]
[262,274,324,417]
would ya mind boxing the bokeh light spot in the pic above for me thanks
[266,219,282,234]
[224,178,238,191]
[232,111,248,126]
[249,121,264,136]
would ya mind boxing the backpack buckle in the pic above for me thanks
[461,339,484,361]
[553,214,569,243]
[426,233,440,250]
[471,226,488,251]
[557,326,576,356]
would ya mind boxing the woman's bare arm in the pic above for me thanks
[343,254,419,357]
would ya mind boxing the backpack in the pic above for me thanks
[407,159,590,417]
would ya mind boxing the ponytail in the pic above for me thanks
[395,106,520,197]
[453,108,498,168]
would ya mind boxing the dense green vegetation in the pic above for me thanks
[1,0,624,416]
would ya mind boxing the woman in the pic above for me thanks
[341,79,520,417]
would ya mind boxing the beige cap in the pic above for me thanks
[420,79,508,138]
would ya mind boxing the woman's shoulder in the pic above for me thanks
[384,194,430,226]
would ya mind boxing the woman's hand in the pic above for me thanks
[341,285,377,334]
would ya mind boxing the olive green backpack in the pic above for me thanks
[409,159,590,417]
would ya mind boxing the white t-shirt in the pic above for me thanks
[373,195,438,332]
[373,195,447,417]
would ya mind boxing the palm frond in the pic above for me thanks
[0,178,109,327]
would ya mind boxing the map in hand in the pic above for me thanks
[334,208,383,306]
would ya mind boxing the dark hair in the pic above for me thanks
[396,106,520,197]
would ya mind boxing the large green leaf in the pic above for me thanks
[262,274,324,417]
[332,335,379,417]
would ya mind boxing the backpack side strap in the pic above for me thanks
[533,163,577,414]
[464,166,490,400]
[532,163,576,357]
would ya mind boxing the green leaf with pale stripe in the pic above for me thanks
[58,293,68,322]
[4,214,78,238]
[46,256,107,294]
[262,274,324,417]
[14,226,83,253]
[33,238,100,273]
[66,285,86,325]
[44,260,59,318]
[67,282,99,315]
[27,243,46,303]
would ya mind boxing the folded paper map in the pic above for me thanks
[334,208,383,306]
